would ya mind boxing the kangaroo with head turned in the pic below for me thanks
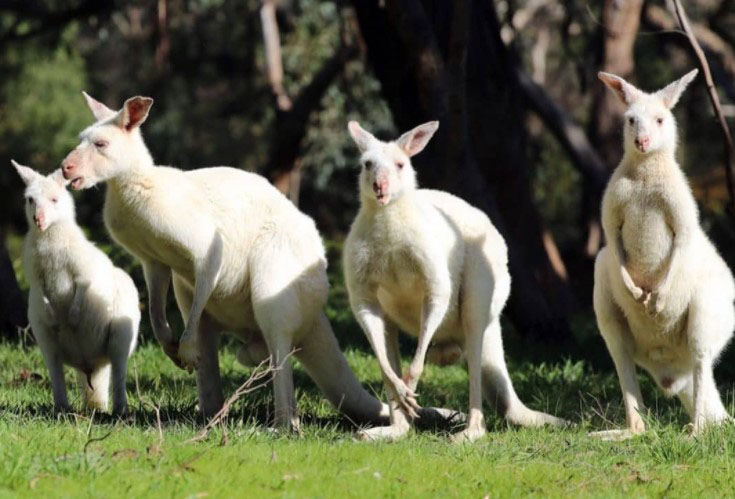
[592,69,735,439]
[59,93,400,429]
[13,160,139,416]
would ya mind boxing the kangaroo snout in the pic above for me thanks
[61,156,86,190]
[61,160,76,178]
[33,212,45,231]
[634,136,650,152]
[372,178,390,205]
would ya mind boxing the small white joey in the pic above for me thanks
[14,160,140,416]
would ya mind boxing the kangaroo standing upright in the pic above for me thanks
[14,161,139,416]
[592,70,735,439]
[60,93,395,429]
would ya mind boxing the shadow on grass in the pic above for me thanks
[0,338,710,436]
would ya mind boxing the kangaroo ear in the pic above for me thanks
[598,72,643,106]
[50,169,70,187]
[82,91,117,122]
[656,69,698,109]
[11,159,39,186]
[117,96,154,131]
[348,121,378,153]
[396,121,439,157]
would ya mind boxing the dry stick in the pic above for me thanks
[133,359,164,454]
[82,409,113,463]
[672,0,735,216]
[187,354,289,445]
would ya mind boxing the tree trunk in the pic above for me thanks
[260,0,354,204]
[585,0,643,255]
[351,0,573,340]
[0,233,27,339]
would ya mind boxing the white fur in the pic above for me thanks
[61,93,390,429]
[344,121,566,442]
[13,161,139,416]
[592,70,735,439]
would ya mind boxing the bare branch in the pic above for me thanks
[643,4,735,103]
[264,42,355,197]
[261,0,292,111]
[517,68,608,191]
[672,0,735,215]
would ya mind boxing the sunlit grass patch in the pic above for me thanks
[2,341,735,497]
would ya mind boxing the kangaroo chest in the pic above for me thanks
[616,180,673,287]
[31,242,75,307]
[362,229,450,337]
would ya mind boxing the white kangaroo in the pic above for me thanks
[14,160,139,416]
[344,121,566,442]
[592,69,735,440]
[60,93,397,430]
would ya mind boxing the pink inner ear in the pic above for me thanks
[406,134,423,154]
[608,79,623,93]
[125,100,149,130]
[406,130,432,155]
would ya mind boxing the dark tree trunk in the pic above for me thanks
[589,0,643,165]
[351,0,573,341]
[585,0,643,255]
[0,233,27,339]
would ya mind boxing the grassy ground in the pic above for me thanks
[2,339,735,498]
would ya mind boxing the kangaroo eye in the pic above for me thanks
[27,197,34,205]
[51,197,58,204]
[396,162,404,170]
[656,117,664,125]
[94,140,108,148]
[628,117,635,125]
[364,160,373,170]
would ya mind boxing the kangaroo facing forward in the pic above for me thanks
[592,70,735,440]
[14,161,139,416]
[344,121,566,442]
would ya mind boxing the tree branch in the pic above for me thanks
[263,43,356,189]
[643,3,735,103]
[672,0,735,216]
[517,68,608,191]
[260,0,292,111]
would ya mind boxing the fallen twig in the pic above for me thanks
[133,359,164,454]
[187,354,290,445]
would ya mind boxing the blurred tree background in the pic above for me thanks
[0,0,733,371]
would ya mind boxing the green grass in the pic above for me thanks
[2,340,735,498]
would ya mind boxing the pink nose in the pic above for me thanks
[33,214,44,228]
[634,136,650,150]
[373,179,388,193]
[61,160,75,178]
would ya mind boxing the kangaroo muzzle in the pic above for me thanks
[634,136,650,153]
[33,212,46,231]
[372,177,389,205]
[61,154,85,190]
